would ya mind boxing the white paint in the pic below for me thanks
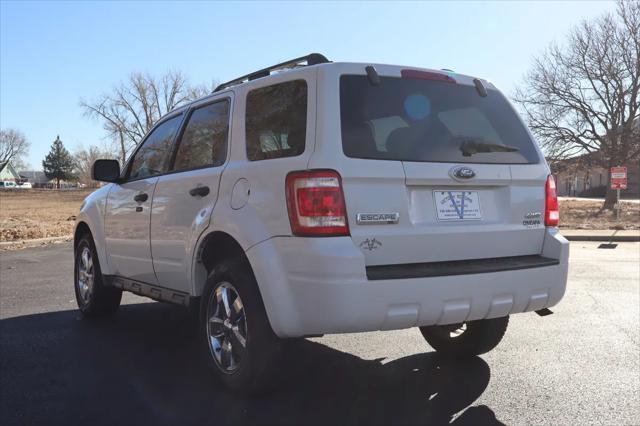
[75,61,569,338]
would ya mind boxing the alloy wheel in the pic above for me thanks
[77,246,94,304]
[206,282,247,373]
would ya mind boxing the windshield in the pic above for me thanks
[340,75,539,164]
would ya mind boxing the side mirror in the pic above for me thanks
[92,159,121,183]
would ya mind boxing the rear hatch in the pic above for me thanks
[337,71,548,266]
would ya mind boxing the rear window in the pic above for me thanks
[245,80,307,161]
[340,75,539,164]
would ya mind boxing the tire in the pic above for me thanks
[419,316,509,357]
[74,234,122,317]
[200,258,281,394]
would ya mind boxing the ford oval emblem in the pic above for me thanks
[451,166,476,180]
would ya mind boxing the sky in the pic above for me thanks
[1,0,616,170]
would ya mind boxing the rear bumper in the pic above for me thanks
[366,255,559,280]
[246,229,569,338]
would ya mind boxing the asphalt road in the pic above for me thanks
[1,242,639,425]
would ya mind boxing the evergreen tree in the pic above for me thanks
[42,135,75,188]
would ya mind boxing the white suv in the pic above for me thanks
[75,54,569,392]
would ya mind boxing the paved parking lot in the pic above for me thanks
[1,242,638,425]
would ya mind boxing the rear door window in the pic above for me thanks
[172,100,230,171]
[340,75,539,164]
[245,80,307,161]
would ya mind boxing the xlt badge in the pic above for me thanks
[523,211,542,227]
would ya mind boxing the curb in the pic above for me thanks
[0,236,72,248]
[562,233,640,242]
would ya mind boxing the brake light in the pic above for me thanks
[545,175,559,227]
[401,69,456,84]
[285,170,349,236]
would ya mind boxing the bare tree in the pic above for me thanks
[0,128,30,169]
[514,0,640,209]
[74,145,115,188]
[80,71,213,164]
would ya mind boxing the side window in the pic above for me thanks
[173,100,230,171]
[245,80,307,161]
[128,115,182,180]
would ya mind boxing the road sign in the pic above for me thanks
[610,166,627,190]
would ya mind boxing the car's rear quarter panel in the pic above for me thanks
[191,68,318,295]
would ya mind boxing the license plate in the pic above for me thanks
[434,191,482,221]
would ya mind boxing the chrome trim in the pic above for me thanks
[449,166,476,181]
[356,213,400,225]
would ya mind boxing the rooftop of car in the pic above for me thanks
[175,53,495,112]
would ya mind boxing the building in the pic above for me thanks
[0,161,21,182]
[2,161,79,189]
[18,170,52,188]
[551,152,639,198]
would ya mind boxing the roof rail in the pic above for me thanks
[213,53,330,92]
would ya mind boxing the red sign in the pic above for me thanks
[610,166,627,190]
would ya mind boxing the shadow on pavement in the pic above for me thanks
[0,302,502,426]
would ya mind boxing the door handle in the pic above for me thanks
[134,193,148,203]
[189,186,210,197]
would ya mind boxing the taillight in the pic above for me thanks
[285,170,349,236]
[545,175,559,227]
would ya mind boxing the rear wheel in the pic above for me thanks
[200,259,281,394]
[74,234,122,317]
[419,316,509,357]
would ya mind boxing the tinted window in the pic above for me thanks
[173,100,230,171]
[129,115,182,179]
[245,80,307,161]
[340,76,539,164]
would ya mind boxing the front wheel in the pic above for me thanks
[419,316,509,357]
[200,259,281,394]
[74,234,122,317]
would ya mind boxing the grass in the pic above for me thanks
[558,198,639,230]
[0,189,93,242]
[0,190,637,246]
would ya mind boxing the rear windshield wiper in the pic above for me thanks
[458,138,519,157]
